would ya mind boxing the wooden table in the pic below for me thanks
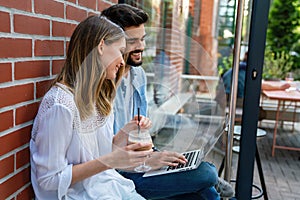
[262,89,300,156]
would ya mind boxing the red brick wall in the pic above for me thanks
[188,0,218,76]
[0,0,116,199]
[155,0,189,94]
[186,0,218,92]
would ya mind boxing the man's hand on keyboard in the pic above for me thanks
[146,151,188,170]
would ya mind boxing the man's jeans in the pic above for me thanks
[119,162,220,200]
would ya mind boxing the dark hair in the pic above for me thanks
[101,4,149,29]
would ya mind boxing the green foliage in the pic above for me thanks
[292,68,300,81]
[265,0,300,79]
[290,40,300,70]
[263,47,294,80]
[218,55,233,76]
[267,0,300,53]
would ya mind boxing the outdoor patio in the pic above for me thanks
[206,120,300,200]
[152,114,300,200]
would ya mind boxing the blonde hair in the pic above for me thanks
[54,16,125,120]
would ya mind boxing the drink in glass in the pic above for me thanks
[128,129,153,172]
[285,72,294,83]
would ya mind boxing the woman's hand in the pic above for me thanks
[147,151,188,170]
[72,133,153,184]
[109,115,153,170]
[101,142,152,170]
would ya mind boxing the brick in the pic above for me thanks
[0,83,34,108]
[16,147,30,169]
[0,38,32,58]
[0,63,12,83]
[0,155,14,179]
[0,0,32,12]
[52,59,65,75]
[34,40,64,56]
[98,1,114,11]
[36,79,53,99]
[0,11,10,32]
[78,0,97,10]
[14,14,50,36]
[0,125,32,156]
[15,60,50,80]
[52,21,77,37]
[15,102,39,125]
[88,11,99,16]
[66,0,76,3]
[0,167,30,200]
[34,0,64,18]
[0,110,13,132]
[66,5,87,22]
[16,185,34,200]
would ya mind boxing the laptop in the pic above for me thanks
[143,115,224,177]
[143,148,205,177]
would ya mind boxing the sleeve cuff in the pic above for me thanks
[58,164,72,199]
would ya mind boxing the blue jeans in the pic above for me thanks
[119,162,220,200]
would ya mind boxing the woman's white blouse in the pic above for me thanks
[30,84,142,200]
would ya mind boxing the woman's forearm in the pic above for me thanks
[71,157,110,185]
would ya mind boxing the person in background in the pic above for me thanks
[30,15,154,199]
[102,4,234,199]
[223,51,290,95]
[222,51,248,104]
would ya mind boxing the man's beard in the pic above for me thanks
[126,49,143,66]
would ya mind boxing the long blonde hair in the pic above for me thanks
[54,16,125,120]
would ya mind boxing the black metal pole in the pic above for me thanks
[256,147,269,200]
[235,0,270,199]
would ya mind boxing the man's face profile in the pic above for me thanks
[125,24,146,66]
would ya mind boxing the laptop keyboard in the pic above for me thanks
[167,151,196,171]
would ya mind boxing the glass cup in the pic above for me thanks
[285,72,294,83]
[128,129,153,172]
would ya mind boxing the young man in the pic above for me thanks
[102,4,234,199]
[102,4,148,134]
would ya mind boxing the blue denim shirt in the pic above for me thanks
[113,66,148,134]
[222,61,247,98]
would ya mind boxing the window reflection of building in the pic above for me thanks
[123,0,220,94]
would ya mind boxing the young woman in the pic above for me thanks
[30,16,153,199]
